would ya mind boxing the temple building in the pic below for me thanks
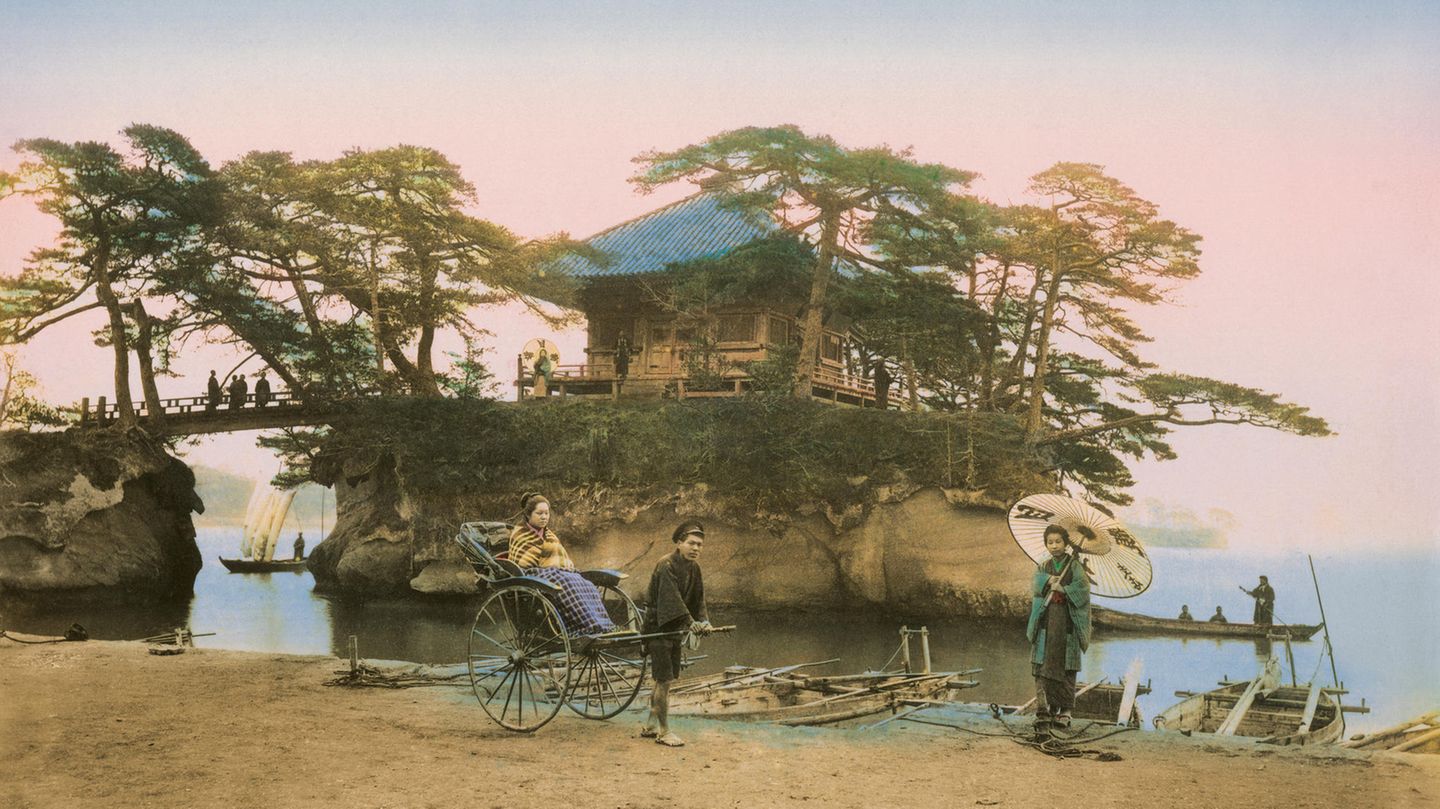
[517,193,879,405]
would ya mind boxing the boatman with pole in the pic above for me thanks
[1025,524,1091,730]
[641,521,712,748]
[1241,575,1275,625]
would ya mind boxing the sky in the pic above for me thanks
[2,0,1437,552]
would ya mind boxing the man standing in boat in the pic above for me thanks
[1025,524,1090,731]
[293,532,305,561]
[1241,576,1275,625]
[641,521,712,748]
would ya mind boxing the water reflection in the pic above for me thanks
[1,532,1432,734]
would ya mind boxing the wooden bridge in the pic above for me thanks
[78,390,352,437]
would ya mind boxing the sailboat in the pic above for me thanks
[219,483,306,573]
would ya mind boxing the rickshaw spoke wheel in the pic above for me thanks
[468,587,571,732]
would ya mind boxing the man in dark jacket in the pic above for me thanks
[640,521,710,748]
[254,371,272,407]
[1243,576,1275,624]
[228,374,248,409]
[206,371,222,412]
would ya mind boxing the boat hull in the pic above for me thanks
[1093,606,1321,640]
[1155,681,1344,745]
[218,556,308,573]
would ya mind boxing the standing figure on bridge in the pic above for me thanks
[254,371,272,408]
[206,371,222,412]
[228,373,248,409]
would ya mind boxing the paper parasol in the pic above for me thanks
[1007,493,1152,598]
[521,338,560,365]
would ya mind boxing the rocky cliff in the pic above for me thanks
[309,447,1033,617]
[0,428,203,600]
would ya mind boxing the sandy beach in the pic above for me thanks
[0,638,1434,809]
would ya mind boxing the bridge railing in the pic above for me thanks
[81,389,310,425]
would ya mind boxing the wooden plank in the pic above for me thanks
[1297,681,1322,733]
[1393,727,1440,753]
[1117,658,1143,725]
[1216,656,1280,736]
[1343,711,1440,748]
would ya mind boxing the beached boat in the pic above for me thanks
[1092,606,1322,640]
[1341,710,1440,754]
[218,556,307,573]
[1155,657,1347,745]
[1012,680,1153,726]
[665,662,980,727]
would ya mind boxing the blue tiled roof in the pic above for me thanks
[552,193,776,279]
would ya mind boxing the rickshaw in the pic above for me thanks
[453,522,655,732]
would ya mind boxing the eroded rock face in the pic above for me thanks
[310,451,1032,617]
[0,429,203,600]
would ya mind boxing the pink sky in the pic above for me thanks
[3,2,1437,551]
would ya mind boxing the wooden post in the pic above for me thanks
[899,626,911,674]
[676,379,686,400]
[919,627,931,674]
[97,395,107,425]
[80,397,90,426]
[611,380,619,400]
[348,635,359,675]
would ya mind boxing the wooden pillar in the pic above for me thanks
[97,395,107,425]
[80,397,90,426]
[676,379,686,400]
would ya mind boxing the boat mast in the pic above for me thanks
[1308,554,1341,687]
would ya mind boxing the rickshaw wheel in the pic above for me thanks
[565,585,648,719]
[467,586,572,732]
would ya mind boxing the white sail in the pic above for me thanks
[261,489,298,561]
[240,484,270,559]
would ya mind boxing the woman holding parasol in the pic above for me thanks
[1009,493,1152,731]
[1026,525,1091,729]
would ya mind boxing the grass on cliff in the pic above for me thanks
[308,397,1049,513]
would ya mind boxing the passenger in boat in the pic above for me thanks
[507,492,614,636]
[1025,524,1090,731]
[293,532,305,561]
[1177,605,1194,621]
[641,521,712,748]
[1209,606,1228,623]
[1242,576,1275,625]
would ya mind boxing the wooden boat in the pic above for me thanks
[218,556,307,573]
[1092,605,1322,640]
[1013,679,1153,726]
[665,662,980,727]
[1341,710,1440,754]
[1155,657,1349,745]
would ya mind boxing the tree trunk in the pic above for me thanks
[978,262,1013,409]
[1025,231,1067,442]
[793,212,840,399]
[127,300,165,428]
[91,239,135,426]
[412,259,441,397]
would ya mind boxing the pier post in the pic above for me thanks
[899,626,911,673]
[80,397,90,426]
[920,627,931,674]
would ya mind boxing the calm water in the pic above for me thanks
[3,530,1435,734]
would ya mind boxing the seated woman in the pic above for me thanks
[508,492,615,636]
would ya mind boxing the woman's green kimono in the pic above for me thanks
[1025,554,1091,673]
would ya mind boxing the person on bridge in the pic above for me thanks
[254,371,272,408]
[206,371,222,412]
[228,374,248,409]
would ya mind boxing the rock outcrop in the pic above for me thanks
[0,428,203,600]
[310,448,1032,617]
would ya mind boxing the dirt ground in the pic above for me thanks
[1,639,1435,809]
